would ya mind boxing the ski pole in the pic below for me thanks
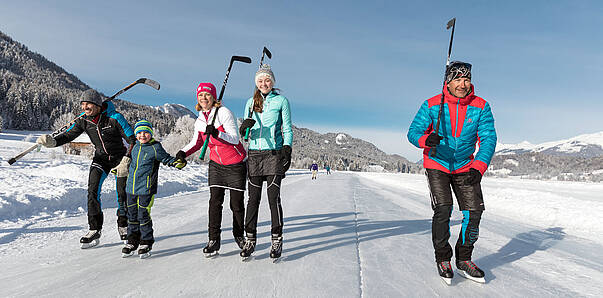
[8,78,161,165]
[244,46,272,141]
[431,18,456,157]
[199,56,252,160]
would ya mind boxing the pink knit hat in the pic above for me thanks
[196,82,217,100]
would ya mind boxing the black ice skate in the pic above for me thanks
[240,234,256,261]
[437,261,454,285]
[121,243,138,258]
[118,226,128,243]
[456,260,485,283]
[234,236,245,249]
[269,234,283,262]
[138,244,152,259]
[80,230,101,249]
[203,238,220,258]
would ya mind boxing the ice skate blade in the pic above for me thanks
[440,276,452,285]
[271,257,282,263]
[204,251,219,258]
[80,239,100,249]
[139,252,152,259]
[121,252,135,258]
[241,255,254,262]
[459,271,485,283]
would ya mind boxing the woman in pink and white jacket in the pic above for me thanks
[176,82,247,257]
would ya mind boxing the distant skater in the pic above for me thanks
[311,162,318,180]
[407,61,497,283]
[325,165,331,175]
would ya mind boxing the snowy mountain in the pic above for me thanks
[153,103,196,119]
[0,30,183,135]
[496,131,603,158]
[488,131,603,181]
[1,130,602,296]
[290,126,419,173]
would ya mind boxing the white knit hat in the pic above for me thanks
[255,64,275,84]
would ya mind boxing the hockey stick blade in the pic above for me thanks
[139,78,160,90]
[232,56,252,64]
[446,18,456,30]
[263,47,272,59]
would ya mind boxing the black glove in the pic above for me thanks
[239,118,256,136]
[282,145,292,172]
[176,150,187,161]
[466,168,482,185]
[204,124,219,138]
[425,133,443,147]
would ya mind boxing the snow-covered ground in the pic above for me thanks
[1,131,602,297]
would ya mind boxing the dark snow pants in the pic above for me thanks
[208,187,245,240]
[426,169,484,262]
[126,193,155,245]
[244,175,284,237]
[87,156,128,230]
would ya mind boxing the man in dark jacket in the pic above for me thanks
[37,89,136,248]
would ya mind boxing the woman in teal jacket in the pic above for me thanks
[238,64,292,260]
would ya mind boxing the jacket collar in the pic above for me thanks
[443,83,476,105]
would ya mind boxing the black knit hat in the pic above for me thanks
[80,89,103,106]
[446,61,472,83]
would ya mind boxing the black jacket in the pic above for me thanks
[55,101,136,161]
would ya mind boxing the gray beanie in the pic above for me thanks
[80,89,103,106]
[255,64,275,84]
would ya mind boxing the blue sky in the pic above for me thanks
[1,0,602,161]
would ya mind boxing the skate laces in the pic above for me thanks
[439,261,451,270]
[124,244,135,249]
[84,230,98,237]
[243,240,255,250]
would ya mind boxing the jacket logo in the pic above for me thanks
[467,118,473,123]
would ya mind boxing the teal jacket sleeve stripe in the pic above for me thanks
[281,97,293,146]
[474,102,497,165]
[407,101,432,148]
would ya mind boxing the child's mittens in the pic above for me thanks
[171,158,187,170]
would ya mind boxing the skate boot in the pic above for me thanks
[118,226,128,243]
[234,236,245,249]
[456,260,485,283]
[437,261,454,285]
[138,244,153,259]
[240,233,256,261]
[121,243,138,258]
[203,238,220,258]
[80,230,101,249]
[269,234,283,262]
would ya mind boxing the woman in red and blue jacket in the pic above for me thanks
[407,61,496,282]
[177,82,247,257]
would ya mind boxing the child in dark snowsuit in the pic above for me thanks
[121,120,186,258]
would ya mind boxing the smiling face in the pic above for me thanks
[136,131,152,144]
[256,76,274,94]
[80,102,102,117]
[448,77,472,98]
[197,92,215,111]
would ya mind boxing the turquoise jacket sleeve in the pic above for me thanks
[474,102,497,167]
[281,96,293,146]
[407,101,432,148]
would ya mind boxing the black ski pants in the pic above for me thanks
[426,169,484,262]
[208,187,245,240]
[244,175,283,237]
[87,156,128,230]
